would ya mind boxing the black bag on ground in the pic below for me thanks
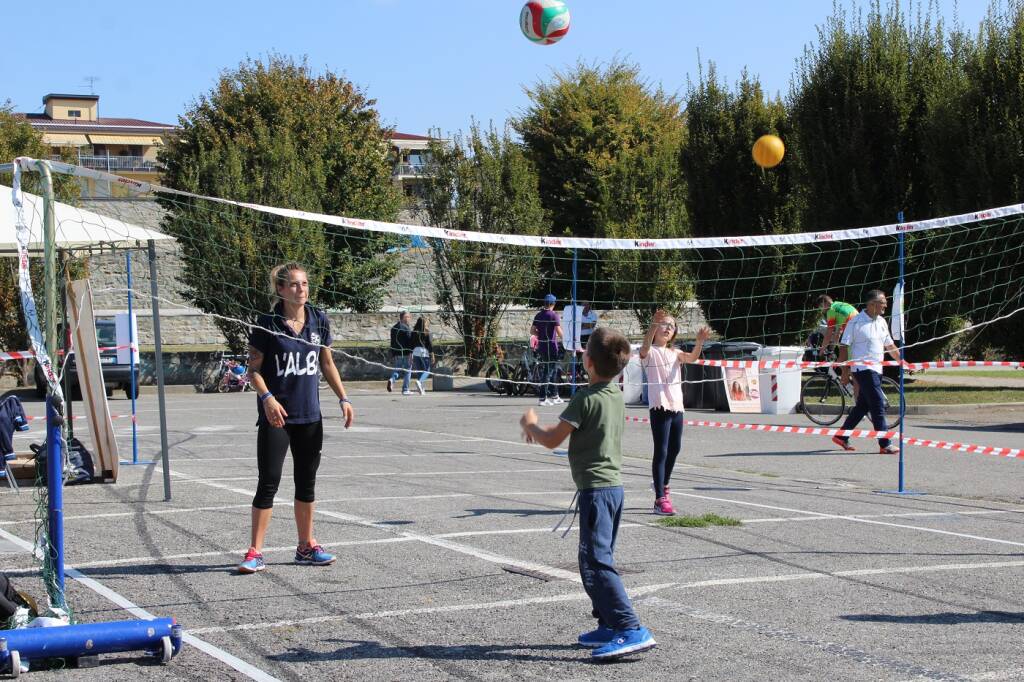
[29,437,96,485]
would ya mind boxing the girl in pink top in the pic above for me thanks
[639,311,710,516]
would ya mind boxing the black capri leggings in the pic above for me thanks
[253,420,323,509]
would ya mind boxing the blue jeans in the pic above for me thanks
[537,346,559,399]
[390,355,411,392]
[649,408,683,498]
[839,370,891,447]
[412,355,431,384]
[577,486,641,631]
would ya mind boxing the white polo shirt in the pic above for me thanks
[840,310,894,374]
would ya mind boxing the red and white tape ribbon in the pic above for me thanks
[0,344,136,361]
[623,415,1024,459]
[22,413,134,423]
[692,359,1023,371]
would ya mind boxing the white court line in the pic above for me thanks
[169,471,581,583]
[187,557,1024,636]
[0,527,280,682]
[186,582,679,635]
[0,522,647,575]
[167,468,561,485]
[741,509,1024,524]
[677,491,1024,549]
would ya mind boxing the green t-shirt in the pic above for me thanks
[558,381,625,490]
[827,301,858,328]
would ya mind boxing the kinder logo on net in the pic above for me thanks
[633,240,657,248]
[346,219,366,228]
[723,238,746,246]
[444,229,468,239]
[541,237,563,246]
[814,232,835,241]
[895,224,915,232]
[974,211,993,220]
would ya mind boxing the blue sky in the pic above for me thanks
[5,1,991,136]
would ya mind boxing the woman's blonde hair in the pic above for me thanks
[269,262,307,304]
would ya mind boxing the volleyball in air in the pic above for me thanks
[752,134,786,169]
[520,1,571,45]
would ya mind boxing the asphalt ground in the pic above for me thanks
[2,384,1023,681]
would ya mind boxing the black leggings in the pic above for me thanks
[649,408,684,499]
[253,420,323,509]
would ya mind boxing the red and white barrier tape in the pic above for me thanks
[22,413,135,423]
[692,359,1023,371]
[0,344,136,362]
[623,415,1024,459]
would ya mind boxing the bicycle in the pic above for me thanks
[800,353,904,428]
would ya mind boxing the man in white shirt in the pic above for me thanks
[832,290,903,454]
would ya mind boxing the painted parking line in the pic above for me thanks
[676,491,1024,549]
[187,558,1024,636]
[0,527,281,682]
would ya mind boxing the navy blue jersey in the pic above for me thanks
[249,303,332,426]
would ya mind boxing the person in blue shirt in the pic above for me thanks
[531,294,564,407]
[238,263,355,574]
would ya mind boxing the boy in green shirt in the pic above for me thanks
[520,327,656,660]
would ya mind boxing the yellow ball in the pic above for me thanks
[752,134,785,169]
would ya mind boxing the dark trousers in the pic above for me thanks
[253,420,324,509]
[649,408,684,498]
[578,486,641,631]
[839,371,891,447]
[537,346,560,399]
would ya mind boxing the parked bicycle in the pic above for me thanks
[217,354,252,393]
[799,351,904,428]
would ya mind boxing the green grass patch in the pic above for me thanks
[903,384,1024,405]
[921,369,1024,379]
[656,513,741,528]
[736,468,780,478]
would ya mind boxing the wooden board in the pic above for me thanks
[66,279,119,481]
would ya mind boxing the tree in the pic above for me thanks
[419,124,548,375]
[514,60,690,319]
[681,66,804,342]
[917,2,1024,356]
[0,104,80,384]
[158,55,403,350]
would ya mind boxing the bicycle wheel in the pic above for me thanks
[485,363,509,393]
[879,376,904,429]
[801,373,846,426]
[512,365,530,396]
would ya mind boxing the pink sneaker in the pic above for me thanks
[654,496,675,516]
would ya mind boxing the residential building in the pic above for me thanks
[19,94,175,197]
[19,93,435,202]
[390,132,433,208]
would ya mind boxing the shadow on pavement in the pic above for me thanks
[842,610,1024,625]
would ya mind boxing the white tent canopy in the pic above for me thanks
[1,184,172,252]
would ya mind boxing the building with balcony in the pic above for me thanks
[390,132,433,208]
[19,94,176,197]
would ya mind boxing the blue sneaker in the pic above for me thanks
[577,625,615,648]
[295,544,336,566]
[591,626,656,660]
[237,549,265,574]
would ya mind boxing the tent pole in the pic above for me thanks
[148,240,172,501]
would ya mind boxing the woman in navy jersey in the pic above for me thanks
[238,263,355,574]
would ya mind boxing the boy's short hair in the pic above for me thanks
[816,294,833,307]
[586,327,631,378]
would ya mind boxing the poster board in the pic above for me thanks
[67,279,119,481]
[723,367,761,413]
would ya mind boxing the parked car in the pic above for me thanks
[34,319,140,400]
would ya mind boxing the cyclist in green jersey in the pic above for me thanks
[817,295,858,349]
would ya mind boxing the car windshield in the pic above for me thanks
[96,323,117,348]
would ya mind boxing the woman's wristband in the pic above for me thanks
[339,397,351,405]
[259,391,273,402]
